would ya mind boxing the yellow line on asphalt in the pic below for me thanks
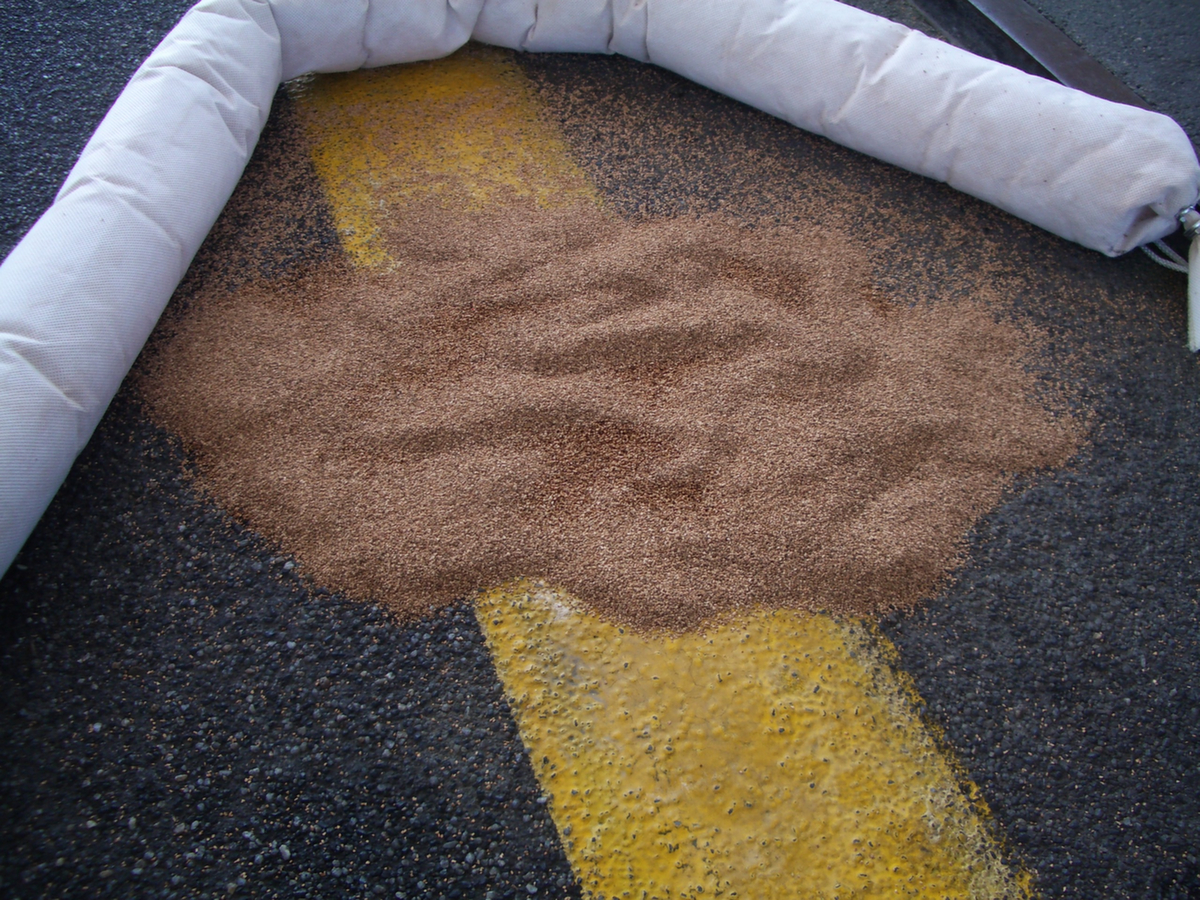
[478,580,1028,899]
[290,50,1033,899]
[290,45,598,268]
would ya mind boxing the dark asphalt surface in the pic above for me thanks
[4,2,1200,899]
[0,0,194,262]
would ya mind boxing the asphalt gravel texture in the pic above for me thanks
[0,0,194,261]
[4,2,1200,899]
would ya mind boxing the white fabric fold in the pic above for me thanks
[0,0,281,573]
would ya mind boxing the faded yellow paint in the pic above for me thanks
[478,581,1029,900]
[290,45,599,268]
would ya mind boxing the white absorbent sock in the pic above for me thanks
[1,0,1198,579]
[0,0,283,576]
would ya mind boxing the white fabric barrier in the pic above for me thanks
[0,0,282,577]
[1,0,1197,577]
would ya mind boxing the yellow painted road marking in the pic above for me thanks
[292,52,1033,898]
[479,582,1030,899]
[290,45,598,268]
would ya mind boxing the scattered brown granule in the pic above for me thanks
[140,199,1082,631]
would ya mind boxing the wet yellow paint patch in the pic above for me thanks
[290,45,599,268]
[478,580,1029,900]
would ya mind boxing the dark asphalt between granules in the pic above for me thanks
[3,2,1200,899]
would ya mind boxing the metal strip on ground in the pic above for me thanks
[907,0,1148,108]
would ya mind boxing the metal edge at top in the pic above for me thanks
[907,0,1151,110]
[968,0,1150,108]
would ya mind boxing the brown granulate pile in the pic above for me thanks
[141,199,1081,631]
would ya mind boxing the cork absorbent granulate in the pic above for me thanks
[141,200,1082,631]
